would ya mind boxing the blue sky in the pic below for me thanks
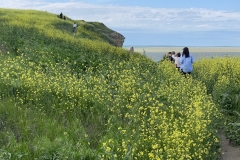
[2,0,240,46]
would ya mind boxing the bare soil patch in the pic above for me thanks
[0,43,9,54]
[219,129,240,160]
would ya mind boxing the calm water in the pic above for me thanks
[143,52,240,62]
[123,46,240,62]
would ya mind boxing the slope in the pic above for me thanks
[0,8,223,160]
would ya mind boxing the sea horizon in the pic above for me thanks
[123,45,240,48]
[123,45,240,62]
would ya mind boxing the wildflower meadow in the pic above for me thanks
[0,8,239,160]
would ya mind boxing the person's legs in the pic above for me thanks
[183,72,191,78]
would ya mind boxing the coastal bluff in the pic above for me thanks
[109,31,125,47]
[0,9,125,50]
[79,21,125,47]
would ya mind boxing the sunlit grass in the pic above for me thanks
[192,56,240,145]
[1,8,237,159]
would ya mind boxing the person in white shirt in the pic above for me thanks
[73,22,77,32]
[174,52,181,70]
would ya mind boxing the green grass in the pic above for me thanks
[1,8,238,159]
[192,57,240,145]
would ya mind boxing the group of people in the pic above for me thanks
[59,12,66,20]
[168,47,194,76]
[59,12,77,33]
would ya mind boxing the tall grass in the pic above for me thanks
[192,56,240,145]
[0,8,226,159]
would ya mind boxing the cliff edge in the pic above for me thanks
[78,21,125,47]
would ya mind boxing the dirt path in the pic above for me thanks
[219,129,240,160]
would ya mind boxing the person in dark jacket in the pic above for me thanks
[60,12,63,19]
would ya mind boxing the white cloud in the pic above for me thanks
[2,0,240,33]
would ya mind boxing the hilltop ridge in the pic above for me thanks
[56,10,125,47]
[74,20,125,47]
[0,8,135,79]
[58,12,125,47]
[0,8,125,50]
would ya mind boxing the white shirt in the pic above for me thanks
[175,57,181,67]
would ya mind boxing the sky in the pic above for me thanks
[2,0,240,46]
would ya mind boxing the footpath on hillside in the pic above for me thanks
[219,129,240,160]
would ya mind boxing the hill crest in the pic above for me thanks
[0,8,125,47]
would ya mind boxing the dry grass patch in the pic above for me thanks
[0,43,9,54]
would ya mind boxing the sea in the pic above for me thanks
[123,46,240,62]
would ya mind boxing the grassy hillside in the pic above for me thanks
[4,9,120,46]
[0,8,233,160]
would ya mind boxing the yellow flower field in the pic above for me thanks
[1,8,239,160]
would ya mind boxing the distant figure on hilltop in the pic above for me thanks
[60,12,63,19]
[63,16,66,20]
[129,47,134,53]
[181,47,194,76]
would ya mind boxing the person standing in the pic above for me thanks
[73,22,77,32]
[181,47,194,75]
[171,51,176,63]
[129,47,134,53]
[174,52,181,70]
[60,12,63,19]
[167,52,173,61]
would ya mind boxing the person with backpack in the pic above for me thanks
[181,47,194,75]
